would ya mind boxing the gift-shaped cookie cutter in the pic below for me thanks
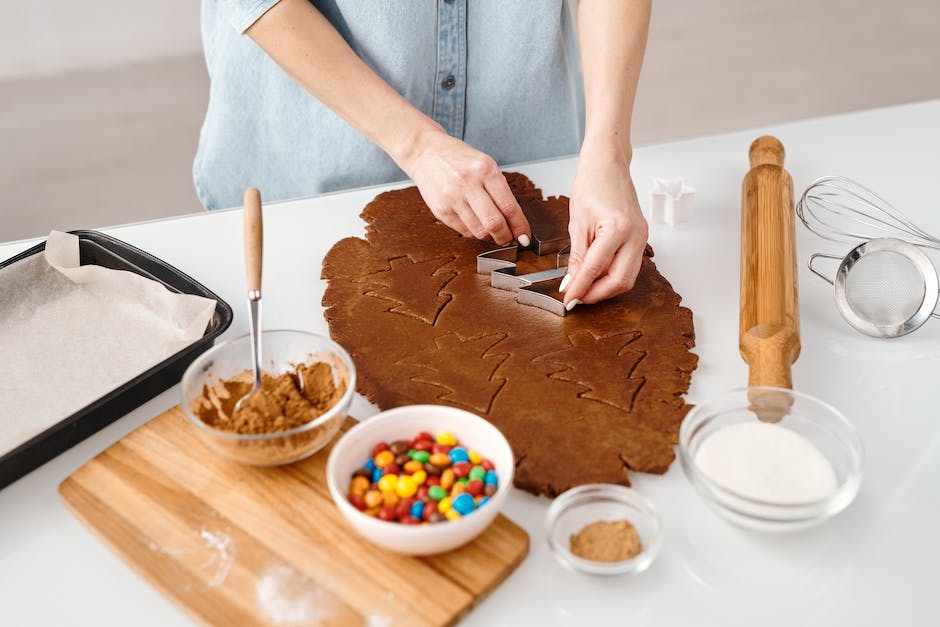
[476,231,571,316]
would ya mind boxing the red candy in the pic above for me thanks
[422,501,438,521]
[481,459,495,471]
[452,462,472,478]
[466,479,484,497]
[400,516,422,525]
[371,442,389,456]
[396,498,416,519]
[412,440,433,452]
[382,462,401,476]
[431,444,453,454]
[377,505,397,522]
[416,485,430,501]
[414,431,434,443]
[426,475,441,487]
[349,494,367,510]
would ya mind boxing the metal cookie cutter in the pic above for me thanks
[476,231,571,316]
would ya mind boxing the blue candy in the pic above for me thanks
[478,496,491,508]
[448,447,470,464]
[364,458,376,472]
[484,470,498,486]
[452,492,476,515]
[372,467,383,484]
[410,501,425,521]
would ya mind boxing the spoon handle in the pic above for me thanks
[244,188,263,298]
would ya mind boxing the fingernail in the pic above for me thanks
[517,234,531,247]
[559,273,571,293]
[565,298,581,312]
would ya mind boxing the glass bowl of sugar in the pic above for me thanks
[679,387,863,532]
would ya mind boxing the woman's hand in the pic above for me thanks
[560,156,648,309]
[398,128,531,246]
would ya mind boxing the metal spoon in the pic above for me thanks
[234,188,264,413]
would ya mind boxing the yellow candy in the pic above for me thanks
[382,490,399,507]
[377,474,398,493]
[440,468,455,490]
[445,509,462,521]
[412,470,427,486]
[468,450,483,465]
[396,475,417,498]
[364,490,383,509]
[349,476,370,497]
[436,431,457,446]
[403,460,423,474]
[438,496,452,513]
[374,450,395,468]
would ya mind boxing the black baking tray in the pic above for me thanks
[0,230,233,489]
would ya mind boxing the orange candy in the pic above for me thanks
[349,476,370,497]
[440,468,455,491]
[403,460,423,474]
[374,450,395,468]
[364,490,383,509]
[429,453,452,467]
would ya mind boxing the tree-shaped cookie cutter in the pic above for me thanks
[476,231,571,316]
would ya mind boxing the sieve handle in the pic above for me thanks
[807,253,841,286]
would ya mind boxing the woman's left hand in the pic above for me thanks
[561,157,649,309]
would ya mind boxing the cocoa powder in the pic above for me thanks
[569,519,642,563]
[193,361,345,435]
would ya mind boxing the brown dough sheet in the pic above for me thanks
[322,172,698,496]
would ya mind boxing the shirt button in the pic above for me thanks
[442,75,456,90]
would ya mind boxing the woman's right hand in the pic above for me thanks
[398,128,531,246]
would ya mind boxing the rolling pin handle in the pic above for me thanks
[749,135,786,168]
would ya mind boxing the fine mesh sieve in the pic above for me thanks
[809,238,940,338]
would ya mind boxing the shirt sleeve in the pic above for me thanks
[220,0,282,34]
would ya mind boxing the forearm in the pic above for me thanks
[246,0,440,167]
[577,0,651,165]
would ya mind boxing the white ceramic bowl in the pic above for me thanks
[327,405,514,555]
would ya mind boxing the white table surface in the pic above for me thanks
[2,101,939,627]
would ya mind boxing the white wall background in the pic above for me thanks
[1,0,202,81]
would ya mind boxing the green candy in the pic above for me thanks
[428,485,447,500]
[469,466,486,481]
[412,450,430,463]
[457,477,469,485]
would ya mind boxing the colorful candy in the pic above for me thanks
[346,429,500,525]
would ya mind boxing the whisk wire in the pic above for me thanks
[797,176,940,250]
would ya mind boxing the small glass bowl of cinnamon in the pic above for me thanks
[545,484,662,576]
[181,329,356,466]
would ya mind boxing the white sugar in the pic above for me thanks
[695,421,838,504]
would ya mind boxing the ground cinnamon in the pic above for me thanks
[569,519,642,563]
[193,361,345,434]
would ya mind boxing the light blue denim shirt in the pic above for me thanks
[195,0,584,210]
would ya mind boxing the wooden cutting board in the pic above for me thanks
[60,407,529,626]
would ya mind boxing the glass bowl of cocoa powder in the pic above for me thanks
[545,484,663,576]
[181,329,355,466]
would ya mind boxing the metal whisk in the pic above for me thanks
[796,176,940,250]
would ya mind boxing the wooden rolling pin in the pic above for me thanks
[739,136,800,420]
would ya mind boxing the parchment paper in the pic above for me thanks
[0,231,216,456]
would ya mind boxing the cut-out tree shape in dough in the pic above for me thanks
[363,255,457,325]
[322,172,698,496]
[535,330,647,413]
[399,332,508,414]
